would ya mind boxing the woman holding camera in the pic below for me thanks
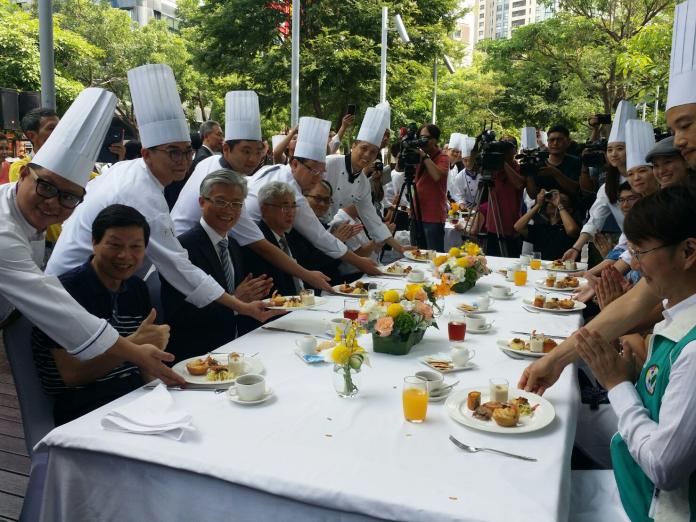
[514,189,580,260]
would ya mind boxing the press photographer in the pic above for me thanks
[525,125,581,198]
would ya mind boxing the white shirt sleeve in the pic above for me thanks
[0,227,118,360]
[581,184,612,237]
[328,135,341,154]
[352,175,392,243]
[293,195,348,258]
[619,248,633,265]
[608,342,696,490]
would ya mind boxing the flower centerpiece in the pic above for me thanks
[357,284,440,356]
[325,322,370,398]
[433,241,490,293]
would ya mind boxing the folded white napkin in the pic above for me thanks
[101,384,196,440]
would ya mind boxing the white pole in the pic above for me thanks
[654,86,660,126]
[431,59,438,124]
[291,0,300,127]
[380,7,388,104]
[642,103,647,120]
[38,0,56,110]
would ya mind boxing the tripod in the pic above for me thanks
[460,171,508,257]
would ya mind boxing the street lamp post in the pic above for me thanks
[379,10,410,104]
[290,0,300,127]
[38,0,56,110]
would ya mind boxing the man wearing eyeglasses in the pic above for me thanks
[172,91,335,292]
[48,65,281,329]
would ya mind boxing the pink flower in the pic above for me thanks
[414,289,427,301]
[375,316,394,337]
[414,301,433,321]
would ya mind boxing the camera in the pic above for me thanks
[373,160,384,172]
[544,190,558,201]
[582,137,608,168]
[515,148,549,177]
[471,128,507,182]
[397,123,429,178]
[654,128,671,142]
[594,114,611,125]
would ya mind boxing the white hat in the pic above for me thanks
[33,88,116,188]
[608,100,637,144]
[356,107,387,147]
[127,64,189,148]
[520,127,537,150]
[271,134,286,151]
[376,101,391,131]
[448,132,464,151]
[462,137,476,157]
[539,131,548,146]
[294,117,331,162]
[225,91,262,141]
[667,0,696,110]
[626,120,656,171]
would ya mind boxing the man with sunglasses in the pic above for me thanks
[47,65,281,329]
[172,91,335,292]
[0,88,183,386]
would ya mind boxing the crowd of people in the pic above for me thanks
[1,0,696,519]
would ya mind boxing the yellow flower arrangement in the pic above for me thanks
[328,322,370,397]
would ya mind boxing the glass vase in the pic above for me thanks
[332,364,361,398]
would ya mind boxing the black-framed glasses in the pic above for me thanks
[202,197,244,211]
[305,194,333,205]
[28,168,83,209]
[627,243,675,262]
[296,158,325,177]
[264,203,299,214]
[151,146,194,163]
[618,195,641,204]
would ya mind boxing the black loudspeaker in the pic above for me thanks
[0,89,20,130]
[18,91,40,121]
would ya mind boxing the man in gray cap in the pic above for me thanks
[646,136,691,188]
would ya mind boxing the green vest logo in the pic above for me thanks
[645,365,659,395]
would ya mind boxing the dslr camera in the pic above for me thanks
[582,137,608,168]
[397,123,430,179]
[516,148,549,177]
[471,128,507,182]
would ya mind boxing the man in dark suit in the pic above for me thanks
[165,120,224,209]
[161,170,273,361]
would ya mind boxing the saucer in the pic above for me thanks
[488,291,516,300]
[466,323,494,334]
[457,303,495,314]
[228,388,274,405]
[428,387,454,402]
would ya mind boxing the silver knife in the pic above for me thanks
[449,435,537,462]
[510,331,567,340]
[261,326,331,338]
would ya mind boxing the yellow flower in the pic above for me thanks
[331,344,351,365]
[450,202,460,213]
[383,289,400,303]
[387,303,404,318]
[463,242,481,256]
[448,247,461,258]
[434,254,449,267]
[403,284,422,301]
[456,257,468,268]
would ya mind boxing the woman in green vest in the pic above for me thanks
[575,184,696,522]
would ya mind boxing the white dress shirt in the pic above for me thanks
[608,292,696,493]
[0,183,118,360]
[170,155,265,245]
[323,154,392,243]
[47,158,224,308]
[246,164,348,259]
[580,183,625,237]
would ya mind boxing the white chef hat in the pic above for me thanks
[376,101,391,132]
[127,64,189,149]
[356,107,387,147]
[608,100,637,144]
[293,117,331,162]
[225,91,262,141]
[448,132,463,151]
[271,134,286,151]
[626,120,656,172]
[520,127,538,150]
[667,0,696,110]
[462,137,476,158]
[538,131,548,146]
[32,87,116,188]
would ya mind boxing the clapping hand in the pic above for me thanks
[575,327,633,391]
[596,267,631,310]
[234,274,274,302]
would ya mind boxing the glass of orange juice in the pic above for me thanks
[403,376,429,423]
[514,267,528,286]
[530,251,542,270]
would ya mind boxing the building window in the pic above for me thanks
[512,9,525,17]
[511,19,525,27]
[153,9,161,20]
[512,0,526,7]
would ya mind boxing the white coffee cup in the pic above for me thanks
[450,343,476,366]
[415,370,443,393]
[408,269,425,282]
[465,313,487,330]
[475,295,490,311]
[295,335,317,355]
[326,317,350,335]
[490,285,511,298]
[506,264,519,281]
[230,374,266,402]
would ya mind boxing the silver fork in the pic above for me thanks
[449,435,537,461]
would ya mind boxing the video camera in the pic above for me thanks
[654,128,672,142]
[396,123,429,181]
[582,137,608,168]
[516,147,550,177]
[470,126,507,182]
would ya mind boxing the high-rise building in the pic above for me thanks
[474,0,558,43]
[109,0,178,28]
[451,0,476,66]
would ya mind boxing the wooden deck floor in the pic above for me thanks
[0,336,28,521]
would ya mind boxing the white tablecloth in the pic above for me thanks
[37,257,581,522]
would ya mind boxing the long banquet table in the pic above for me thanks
[36,256,582,522]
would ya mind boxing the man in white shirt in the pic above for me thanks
[171,91,333,292]
[47,65,279,327]
[0,87,183,385]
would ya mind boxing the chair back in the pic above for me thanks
[144,268,165,324]
[3,316,54,455]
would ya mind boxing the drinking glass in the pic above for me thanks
[530,252,542,270]
[514,267,528,286]
[447,313,466,341]
[403,376,429,423]
[343,299,360,321]
[489,378,509,403]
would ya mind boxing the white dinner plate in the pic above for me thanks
[445,387,555,434]
[496,339,546,358]
[403,250,435,263]
[263,297,327,310]
[173,355,265,385]
[331,283,370,297]
[466,323,495,334]
[228,387,274,405]
[543,261,588,272]
[533,277,588,293]
[420,354,477,374]
[522,298,586,312]
[379,264,410,276]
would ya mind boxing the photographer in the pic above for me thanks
[411,124,450,251]
[526,125,581,199]
[513,189,579,260]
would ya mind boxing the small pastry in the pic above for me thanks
[543,338,558,353]
[467,391,481,411]
[492,404,519,427]
[509,338,526,350]
[559,298,575,310]
[544,298,559,309]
